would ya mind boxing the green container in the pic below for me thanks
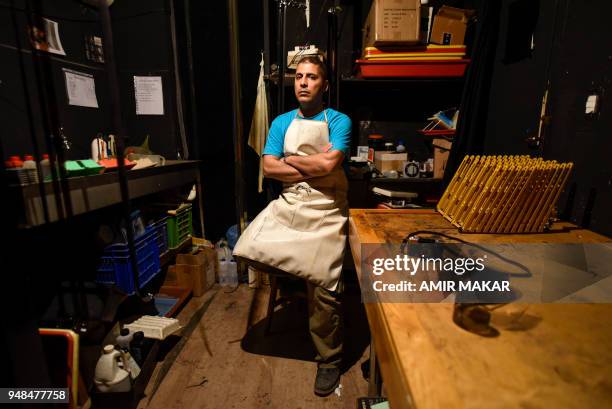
[64,160,87,177]
[78,159,104,175]
[166,203,192,248]
[63,160,104,177]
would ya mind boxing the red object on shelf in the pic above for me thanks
[356,59,470,78]
[417,129,456,136]
[97,158,136,171]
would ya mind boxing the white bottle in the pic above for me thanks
[40,154,51,181]
[91,136,108,161]
[22,154,38,183]
[116,328,133,350]
[94,345,131,393]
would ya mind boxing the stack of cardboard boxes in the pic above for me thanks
[357,0,474,78]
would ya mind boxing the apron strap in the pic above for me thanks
[296,108,328,123]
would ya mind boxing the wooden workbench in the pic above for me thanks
[348,209,612,409]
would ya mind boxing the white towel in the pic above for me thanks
[247,53,270,193]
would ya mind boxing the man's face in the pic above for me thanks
[294,62,327,106]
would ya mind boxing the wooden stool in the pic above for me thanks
[235,258,307,334]
[265,272,308,334]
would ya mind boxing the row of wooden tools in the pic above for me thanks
[437,155,573,233]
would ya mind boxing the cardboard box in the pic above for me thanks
[363,0,421,48]
[430,6,475,45]
[164,264,178,286]
[375,151,408,173]
[433,138,452,179]
[174,250,215,297]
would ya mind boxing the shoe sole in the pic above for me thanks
[314,377,340,397]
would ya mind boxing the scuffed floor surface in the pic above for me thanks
[138,282,370,409]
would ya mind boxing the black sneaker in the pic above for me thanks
[314,366,341,396]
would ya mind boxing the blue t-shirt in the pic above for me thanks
[262,108,351,158]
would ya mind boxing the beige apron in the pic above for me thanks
[233,110,348,291]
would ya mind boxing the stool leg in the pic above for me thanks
[265,276,278,335]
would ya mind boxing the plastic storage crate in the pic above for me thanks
[150,217,169,256]
[96,226,161,295]
[166,203,192,249]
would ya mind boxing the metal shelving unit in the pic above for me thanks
[11,160,202,229]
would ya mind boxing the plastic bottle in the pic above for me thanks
[40,154,51,181]
[215,239,232,265]
[91,134,108,161]
[119,349,141,380]
[23,155,38,183]
[129,331,151,367]
[225,259,238,287]
[5,158,20,185]
[9,155,23,168]
[218,257,239,286]
[367,134,384,161]
[116,328,133,351]
[218,258,229,285]
[94,345,131,393]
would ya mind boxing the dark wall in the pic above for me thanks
[0,0,109,159]
[0,0,184,161]
[111,0,184,158]
[187,0,264,240]
[545,0,612,235]
[483,0,555,155]
[481,0,612,236]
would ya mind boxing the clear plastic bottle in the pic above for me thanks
[218,257,229,285]
[225,259,238,287]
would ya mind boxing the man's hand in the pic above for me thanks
[285,150,344,178]
[262,155,309,183]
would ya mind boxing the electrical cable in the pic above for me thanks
[400,230,532,277]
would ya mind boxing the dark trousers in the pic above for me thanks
[307,282,343,368]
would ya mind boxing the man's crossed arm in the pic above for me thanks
[262,150,344,183]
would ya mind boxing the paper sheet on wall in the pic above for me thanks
[63,68,98,108]
[134,76,164,115]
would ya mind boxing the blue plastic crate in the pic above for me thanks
[96,226,161,295]
[150,217,169,256]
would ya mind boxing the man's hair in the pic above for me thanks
[296,55,327,81]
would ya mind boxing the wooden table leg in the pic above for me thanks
[368,338,382,396]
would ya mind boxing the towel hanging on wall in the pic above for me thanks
[248,53,270,193]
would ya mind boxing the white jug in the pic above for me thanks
[94,345,131,393]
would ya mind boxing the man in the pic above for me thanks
[233,56,351,396]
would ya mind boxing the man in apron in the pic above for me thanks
[233,56,350,396]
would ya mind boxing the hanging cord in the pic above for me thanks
[400,230,532,278]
